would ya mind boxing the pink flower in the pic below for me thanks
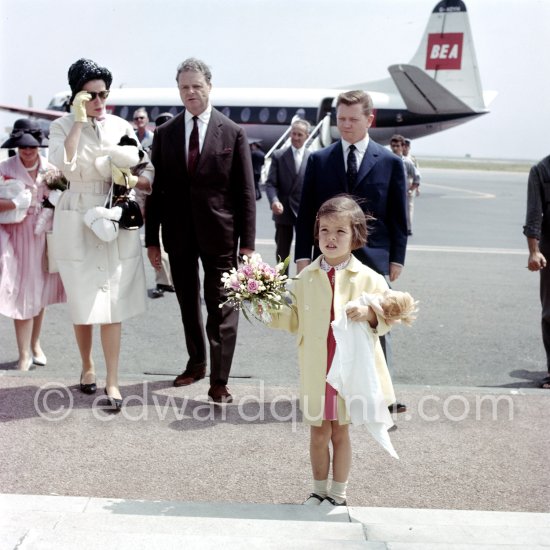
[241,265,254,277]
[247,279,260,294]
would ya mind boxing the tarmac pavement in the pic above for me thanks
[0,374,549,548]
[1,168,549,546]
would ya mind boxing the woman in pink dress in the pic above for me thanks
[0,119,66,370]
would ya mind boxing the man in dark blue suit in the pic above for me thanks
[295,90,408,413]
[295,90,407,279]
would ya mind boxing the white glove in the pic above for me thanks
[72,91,91,123]
[12,189,32,210]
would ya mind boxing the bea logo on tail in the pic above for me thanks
[426,33,463,70]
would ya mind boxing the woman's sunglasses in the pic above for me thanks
[87,91,110,101]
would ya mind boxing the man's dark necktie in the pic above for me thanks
[347,144,357,192]
[188,116,200,175]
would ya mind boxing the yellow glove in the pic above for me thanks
[112,165,138,188]
[72,91,91,123]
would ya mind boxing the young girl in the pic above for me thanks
[269,195,396,506]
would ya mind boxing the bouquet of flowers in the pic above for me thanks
[34,170,68,235]
[220,253,291,323]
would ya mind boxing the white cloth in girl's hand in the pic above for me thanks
[327,295,398,459]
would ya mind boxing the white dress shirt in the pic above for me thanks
[341,136,369,171]
[292,145,305,173]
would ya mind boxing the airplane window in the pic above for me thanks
[120,106,129,120]
[296,108,306,118]
[277,108,287,123]
[259,108,269,123]
[169,107,178,115]
[222,107,231,118]
[241,108,251,122]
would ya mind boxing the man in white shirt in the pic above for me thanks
[265,119,311,271]
[133,107,154,151]
[145,58,256,403]
[390,135,421,236]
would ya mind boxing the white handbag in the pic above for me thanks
[0,177,30,224]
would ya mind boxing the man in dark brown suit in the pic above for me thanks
[145,58,256,403]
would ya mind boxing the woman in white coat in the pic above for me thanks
[49,59,154,410]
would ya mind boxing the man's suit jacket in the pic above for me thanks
[265,146,310,226]
[145,109,256,256]
[295,139,408,276]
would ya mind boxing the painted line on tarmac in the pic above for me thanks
[255,239,524,255]
[422,182,495,199]
[407,244,524,255]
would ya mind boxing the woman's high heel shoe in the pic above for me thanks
[79,372,97,395]
[104,389,122,411]
[32,354,47,366]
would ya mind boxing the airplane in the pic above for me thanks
[0,0,493,150]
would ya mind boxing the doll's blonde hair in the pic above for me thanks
[381,290,418,326]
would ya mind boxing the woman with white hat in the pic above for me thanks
[0,119,66,370]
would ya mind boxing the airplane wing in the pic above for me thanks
[388,64,478,115]
[0,104,63,121]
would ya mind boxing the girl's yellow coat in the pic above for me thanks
[270,255,395,426]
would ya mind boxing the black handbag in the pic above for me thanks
[106,172,144,231]
[112,185,143,230]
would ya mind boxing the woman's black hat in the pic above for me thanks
[1,119,48,148]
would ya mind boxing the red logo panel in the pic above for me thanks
[425,33,463,70]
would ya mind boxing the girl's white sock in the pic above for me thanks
[313,478,329,498]
[303,479,329,505]
[328,480,348,504]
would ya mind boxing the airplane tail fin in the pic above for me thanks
[405,0,485,111]
[362,1,487,113]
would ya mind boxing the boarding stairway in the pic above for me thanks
[259,112,332,185]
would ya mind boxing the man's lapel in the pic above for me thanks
[282,147,295,177]
[196,109,222,174]
[331,141,348,192]
[356,140,379,186]
[166,113,187,168]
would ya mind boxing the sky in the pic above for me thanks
[1,0,549,161]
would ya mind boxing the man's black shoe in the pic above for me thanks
[157,284,175,293]
[151,287,165,299]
